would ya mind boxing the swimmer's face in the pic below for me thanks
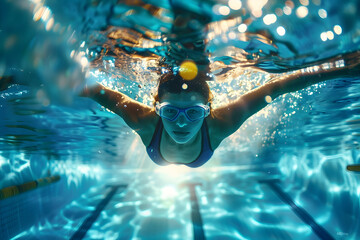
[159,92,207,144]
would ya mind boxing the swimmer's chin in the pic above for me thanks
[169,133,193,144]
[172,138,190,144]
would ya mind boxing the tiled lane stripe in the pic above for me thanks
[259,179,335,240]
[187,183,206,240]
[71,185,127,240]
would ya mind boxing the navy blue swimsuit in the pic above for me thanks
[146,118,213,168]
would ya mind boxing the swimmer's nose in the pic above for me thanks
[176,122,187,128]
[176,112,188,127]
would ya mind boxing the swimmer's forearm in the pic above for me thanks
[221,55,355,124]
[212,52,359,137]
[81,82,135,114]
[239,55,355,116]
[81,82,153,130]
[273,51,359,95]
[272,63,352,96]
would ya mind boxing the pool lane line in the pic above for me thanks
[0,175,61,200]
[187,183,206,240]
[346,164,360,172]
[259,179,335,240]
[70,185,127,240]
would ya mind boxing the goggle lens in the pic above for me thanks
[161,106,179,120]
[185,107,205,120]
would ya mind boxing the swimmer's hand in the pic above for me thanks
[78,82,102,98]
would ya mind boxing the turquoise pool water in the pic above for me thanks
[1,0,360,239]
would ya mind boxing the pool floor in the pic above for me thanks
[9,164,343,240]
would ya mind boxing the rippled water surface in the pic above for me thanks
[1,0,360,239]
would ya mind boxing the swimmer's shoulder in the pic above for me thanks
[135,109,159,147]
[205,115,229,150]
[206,109,247,150]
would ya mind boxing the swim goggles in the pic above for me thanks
[155,102,210,122]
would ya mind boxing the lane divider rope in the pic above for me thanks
[0,175,61,200]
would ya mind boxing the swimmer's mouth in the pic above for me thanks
[173,131,190,136]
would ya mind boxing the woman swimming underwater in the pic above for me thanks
[80,52,360,168]
[80,2,360,168]
[1,1,359,168]
[1,51,359,167]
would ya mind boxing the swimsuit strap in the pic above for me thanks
[146,118,170,166]
[184,119,213,168]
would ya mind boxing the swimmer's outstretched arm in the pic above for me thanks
[213,51,360,138]
[81,82,154,132]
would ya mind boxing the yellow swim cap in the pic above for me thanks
[179,60,198,80]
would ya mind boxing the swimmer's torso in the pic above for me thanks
[160,126,202,163]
